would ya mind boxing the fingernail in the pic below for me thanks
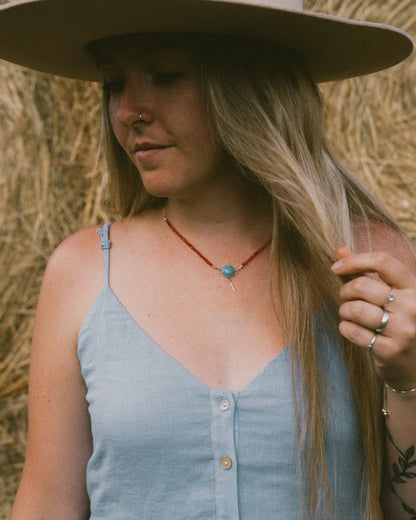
[331,260,343,272]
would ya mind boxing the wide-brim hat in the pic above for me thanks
[0,0,413,83]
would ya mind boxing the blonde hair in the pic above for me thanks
[100,35,401,518]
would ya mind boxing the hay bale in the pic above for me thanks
[0,63,107,515]
[317,0,416,242]
[0,1,415,517]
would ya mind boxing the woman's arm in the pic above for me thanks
[382,386,416,518]
[332,226,416,518]
[10,229,101,519]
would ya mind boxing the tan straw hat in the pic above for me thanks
[0,0,413,82]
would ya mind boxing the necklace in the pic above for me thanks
[163,205,272,292]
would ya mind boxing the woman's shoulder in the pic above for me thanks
[37,225,110,333]
[47,217,137,263]
[47,224,106,277]
[45,214,156,282]
[42,214,161,331]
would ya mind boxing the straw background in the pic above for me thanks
[0,0,415,516]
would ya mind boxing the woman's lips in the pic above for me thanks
[133,145,172,161]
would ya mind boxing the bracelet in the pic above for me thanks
[382,383,416,416]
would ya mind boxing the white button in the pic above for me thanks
[220,398,231,411]
[221,457,233,470]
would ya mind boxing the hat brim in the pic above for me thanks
[0,0,413,82]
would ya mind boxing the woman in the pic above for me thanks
[1,0,415,518]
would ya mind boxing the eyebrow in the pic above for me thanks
[93,47,193,76]
[88,33,195,63]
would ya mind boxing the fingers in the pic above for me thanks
[332,249,416,289]
[339,275,392,307]
[332,245,416,390]
[338,320,384,351]
[339,299,392,337]
[334,245,353,260]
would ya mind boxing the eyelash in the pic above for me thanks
[102,71,184,95]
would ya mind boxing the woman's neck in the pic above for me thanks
[164,180,272,245]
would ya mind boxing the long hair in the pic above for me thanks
[100,34,402,518]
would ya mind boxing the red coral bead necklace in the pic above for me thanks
[163,204,272,292]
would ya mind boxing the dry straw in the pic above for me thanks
[0,0,415,517]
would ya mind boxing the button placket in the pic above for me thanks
[210,391,239,520]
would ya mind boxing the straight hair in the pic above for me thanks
[99,34,402,518]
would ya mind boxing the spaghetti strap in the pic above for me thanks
[96,223,111,287]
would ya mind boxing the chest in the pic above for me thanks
[78,300,365,519]
[108,255,288,391]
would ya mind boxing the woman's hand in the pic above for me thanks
[331,246,416,391]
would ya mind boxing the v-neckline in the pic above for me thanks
[103,285,290,394]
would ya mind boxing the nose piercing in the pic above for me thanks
[134,112,145,125]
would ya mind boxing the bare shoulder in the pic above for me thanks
[45,225,102,290]
[354,219,416,271]
[42,216,154,310]
[46,213,157,276]
[39,224,113,336]
[47,225,103,271]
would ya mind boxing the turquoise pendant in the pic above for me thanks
[221,265,235,278]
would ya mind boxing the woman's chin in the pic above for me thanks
[141,182,182,200]
[140,176,196,200]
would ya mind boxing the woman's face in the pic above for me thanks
[96,35,229,200]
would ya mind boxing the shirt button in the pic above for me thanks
[219,398,231,411]
[221,457,233,470]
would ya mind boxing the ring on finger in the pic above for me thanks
[383,288,394,307]
[367,334,378,353]
[375,310,389,333]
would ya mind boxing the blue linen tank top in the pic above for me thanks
[77,223,366,519]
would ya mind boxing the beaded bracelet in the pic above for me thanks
[382,383,416,416]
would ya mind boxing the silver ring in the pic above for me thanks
[367,334,377,352]
[384,288,394,307]
[139,112,143,120]
[375,310,389,333]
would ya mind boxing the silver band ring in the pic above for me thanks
[384,288,394,307]
[139,112,143,120]
[375,310,390,333]
[367,334,377,352]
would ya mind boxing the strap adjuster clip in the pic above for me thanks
[100,239,111,250]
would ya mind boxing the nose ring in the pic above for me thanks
[135,112,145,125]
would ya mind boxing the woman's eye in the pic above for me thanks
[102,80,124,95]
[102,71,184,94]
[152,71,184,87]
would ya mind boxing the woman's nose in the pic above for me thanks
[116,79,152,127]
